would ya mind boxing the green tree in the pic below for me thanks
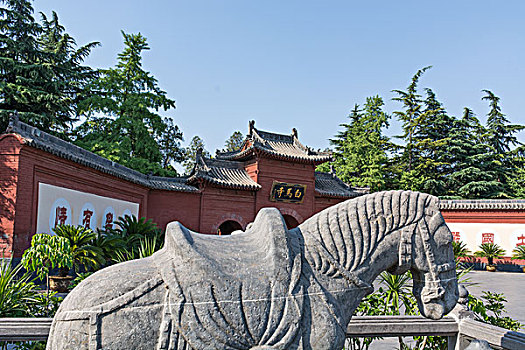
[183,135,210,174]
[0,1,97,133]
[325,96,392,191]
[223,131,244,152]
[413,88,455,196]
[391,66,459,195]
[480,90,525,197]
[157,117,184,171]
[446,108,503,198]
[75,31,182,176]
[392,66,431,178]
[469,291,522,331]
[482,90,524,155]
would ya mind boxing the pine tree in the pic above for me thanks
[479,90,525,197]
[446,108,503,198]
[391,67,461,196]
[0,1,97,133]
[75,31,182,176]
[38,11,99,130]
[157,117,184,171]
[482,90,524,155]
[413,88,455,196]
[183,136,210,175]
[223,131,244,152]
[326,96,392,191]
[392,66,431,175]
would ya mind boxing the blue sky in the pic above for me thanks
[33,0,525,153]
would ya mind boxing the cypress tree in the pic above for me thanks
[223,131,244,152]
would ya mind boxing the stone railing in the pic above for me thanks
[2,314,524,349]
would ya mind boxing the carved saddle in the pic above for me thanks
[50,208,305,349]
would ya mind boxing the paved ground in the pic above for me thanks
[463,270,525,325]
[365,270,525,349]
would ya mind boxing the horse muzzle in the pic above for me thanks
[418,280,458,320]
[420,285,446,319]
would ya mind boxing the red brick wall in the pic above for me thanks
[244,160,258,183]
[0,134,23,258]
[147,190,201,233]
[199,186,256,233]
[314,196,344,213]
[9,145,150,257]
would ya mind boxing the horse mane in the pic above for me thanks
[299,190,439,278]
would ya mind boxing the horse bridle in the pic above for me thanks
[398,215,455,303]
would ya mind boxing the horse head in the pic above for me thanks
[389,200,458,320]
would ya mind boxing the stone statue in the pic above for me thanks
[47,191,458,349]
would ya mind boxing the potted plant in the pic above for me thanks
[22,233,73,293]
[474,243,506,272]
[511,245,525,273]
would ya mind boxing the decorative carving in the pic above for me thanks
[47,191,458,349]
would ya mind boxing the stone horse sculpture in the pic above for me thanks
[47,191,458,350]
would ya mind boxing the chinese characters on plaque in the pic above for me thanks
[517,234,525,246]
[49,200,117,232]
[270,182,306,204]
[82,209,93,228]
[55,206,68,227]
[481,232,495,244]
[39,183,139,234]
[105,212,114,230]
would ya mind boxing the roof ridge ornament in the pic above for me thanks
[6,111,19,133]
[249,120,255,136]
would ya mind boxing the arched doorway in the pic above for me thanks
[218,220,242,235]
[282,214,299,229]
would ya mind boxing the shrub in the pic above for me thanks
[101,215,164,264]
[0,256,39,317]
[22,234,73,282]
[52,225,104,273]
[469,291,522,331]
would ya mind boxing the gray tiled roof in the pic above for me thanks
[187,153,261,191]
[4,117,367,197]
[5,116,198,192]
[314,172,369,198]
[217,122,331,163]
[439,199,525,210]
